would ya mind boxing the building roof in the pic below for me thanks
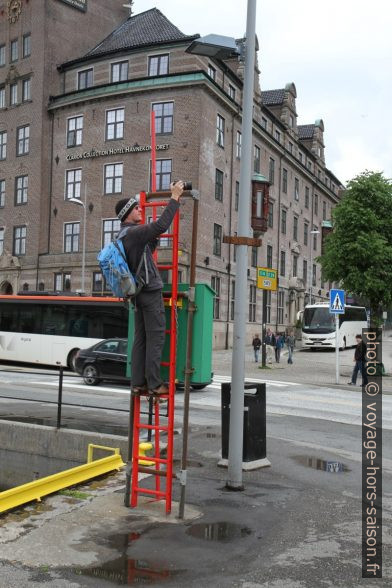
[261,89,285,106]
[298,124,315,140]
[85,8,197,58]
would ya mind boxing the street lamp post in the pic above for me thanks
[309,229,320,305]
[68,185,87,293]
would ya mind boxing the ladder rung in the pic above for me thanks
[162,233,174,238]
[136,455,168,464]
[157,264,173,270]
[138,466,167,476]
[137,423,169,431]
[160,361,170,367]
[134,487,166,497]
[143,200,169,208]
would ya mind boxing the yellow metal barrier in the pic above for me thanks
[0,444,124,514]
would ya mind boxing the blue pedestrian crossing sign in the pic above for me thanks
[330,289,345,314]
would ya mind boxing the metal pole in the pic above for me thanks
[309,240,313,305]
[81,185,87,293]
[335,314,340,384]
[56,365,63,428]
[262,289,267,367]
[227,0,257,490]
[124,382,135,507]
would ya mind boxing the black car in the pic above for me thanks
[75,338,129,385]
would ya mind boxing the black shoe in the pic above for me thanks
[150,384,169,396]
[347,382,355,385]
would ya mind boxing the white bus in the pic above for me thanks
[0,295,128,369]
[302,303,368,349]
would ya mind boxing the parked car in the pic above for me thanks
[75,338,129,385]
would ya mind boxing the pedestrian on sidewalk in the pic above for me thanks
[348,334,368,386]
[286,332,295,364]
[265,329,275,364]
[275,333,284,363]
[252,334,262,363]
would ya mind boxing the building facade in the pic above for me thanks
[0,3,343,348]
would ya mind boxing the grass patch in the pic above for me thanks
[59,489,91,500]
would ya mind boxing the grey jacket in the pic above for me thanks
[120,198,180,292]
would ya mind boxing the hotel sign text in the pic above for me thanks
[66,144,169,162]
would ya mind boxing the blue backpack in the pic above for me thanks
[97,227,147,298]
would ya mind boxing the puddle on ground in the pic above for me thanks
[76,531,180,585]
[186,522,252,542]
[292,455,350,473]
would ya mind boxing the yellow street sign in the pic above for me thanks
[257,267,278,291]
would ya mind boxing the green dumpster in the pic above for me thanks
[127,283,214,389]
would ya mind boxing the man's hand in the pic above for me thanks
[170,181,184,201]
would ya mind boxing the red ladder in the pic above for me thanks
[129,190,179,514]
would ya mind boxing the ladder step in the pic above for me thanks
[138,466,168,476]
[160,361,170,367]
[136,455,168,464]
[157,264,173,270]
[134,487,166,497]
[137,423,169,431]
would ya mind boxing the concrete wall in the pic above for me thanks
[0,420,128,489]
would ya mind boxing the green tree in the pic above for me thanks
[319,171,392,324]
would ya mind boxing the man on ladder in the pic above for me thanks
[115,180,184,398]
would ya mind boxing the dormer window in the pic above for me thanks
[148,54,169,76]
[289,115,294,128]
[208,64,216,80]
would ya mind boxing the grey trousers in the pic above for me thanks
[131,288,165,390]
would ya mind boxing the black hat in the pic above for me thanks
[115,197,139,221]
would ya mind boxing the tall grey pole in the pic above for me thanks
[81,185,87,293]
[227,0,257,490]
[335,314,340,384]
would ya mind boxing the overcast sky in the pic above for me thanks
[134,0,392,185]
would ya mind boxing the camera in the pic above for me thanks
[173,180,192,191]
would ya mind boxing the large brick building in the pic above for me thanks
[0,2,343,348]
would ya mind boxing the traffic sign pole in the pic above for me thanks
[335,314,340,384]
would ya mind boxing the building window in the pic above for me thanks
[0,179,4,208]
[249,284,257,322]
[211,276,221,319]
[305,186,310,209]
[313,226,318,251]
[54,273,71,292]
[92,271,108,295]
[106,108,124,141]
[207,64,216,80]
[251,246,258,267]
[235,181,239,211]
[17,125,29,156]
[22,78,31,102]
[0,45,5,66]
[267,244,273,268]
[314,194,318,216]
[13,226,26,255]
[10,39,18,63]
[293,215,298,241]
[281,209,287,234]
[254,145,261,173]
[78,68,93,89]
[67,116,83,148]
[15,175,28,205]
[294,177,299,201]
[215,169,223,201]
[282,168,288,193]
[230,280,235,321]
[280,251,286,276]
[153,102,174,135]
[216,114,225,147]
[213,223,222,256]
[229,84,236,100]
[23,34,31,58]
[0,131,6,160]
[269,157,275,184]
[10,83,18,106]
[266,290,272,323]
[0,86,5,109]
[104,163,123,195]
[261,117,268,130]
[268,201,274,228]
[148,54,169,76]
[65,169,81,200]
[236,131,242,158]
[299,151,303,163]
[293,254,298,277]
[289,115,294,128]
[0,227,4,255]
[155,159,172,190]
[275,130,281,143]
[323,200,327,220]
[64,222,80,253]
[312,264,317,286]
[277,290,284,324]
[303,259,308,284]
[304,221,309,246]
[102,218,121,246]
[289,141,293,154]
[111,60,128,83]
